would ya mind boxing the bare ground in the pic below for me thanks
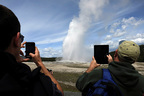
[24,62,144,96]
[25,62,144,75]
[25,61,90,73]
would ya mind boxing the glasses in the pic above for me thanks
[20,34,24,43]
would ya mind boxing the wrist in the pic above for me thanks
[86,67,94,73]
[35,61,43,67]
[86,64,100,73]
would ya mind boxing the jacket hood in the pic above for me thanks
[108,61,140,87]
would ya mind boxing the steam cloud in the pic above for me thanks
[63,0,109,62]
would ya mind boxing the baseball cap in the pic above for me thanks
[118,41,140,63]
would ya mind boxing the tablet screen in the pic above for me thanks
[94,45,109,64]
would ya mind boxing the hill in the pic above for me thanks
[41,57,62,61]
[110,45,144,62]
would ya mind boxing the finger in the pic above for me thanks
[35,47,40,55]
[21,41,26,48]
[23,58,30,62]
[107,54,111,57]
[35,47,39,53]
[92,56,95,60]
[20,50,24,56]
[29,53,35,57]
[22,41,26,45]
[35,47,38,52]
[92,56,97,63]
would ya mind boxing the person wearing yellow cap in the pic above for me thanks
[76,41,144,96]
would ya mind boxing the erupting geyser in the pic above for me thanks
[62,0,108,62]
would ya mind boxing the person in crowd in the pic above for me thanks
[0,5,63,96]
[76,40,144,96]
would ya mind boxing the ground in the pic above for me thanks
[25,61,144,96]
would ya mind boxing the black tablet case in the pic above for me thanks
[94,45,109,64]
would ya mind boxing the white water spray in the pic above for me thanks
[63,0,109,62]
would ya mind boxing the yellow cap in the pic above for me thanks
[118,41,140,62]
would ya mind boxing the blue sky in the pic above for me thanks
[1,0,144,61]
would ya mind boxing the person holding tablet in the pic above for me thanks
[76,41,144,96]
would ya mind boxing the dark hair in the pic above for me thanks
[0,5,20,51]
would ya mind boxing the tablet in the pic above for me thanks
[94,45,109,64]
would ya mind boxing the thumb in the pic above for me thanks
[20,50,24,56]
[29,53,35,57]
[97,64,100,66]
[23,58,30,62]
[92,56,95,60]
[107,54,110,57]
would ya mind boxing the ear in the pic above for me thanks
[114,49,118,57]
[14,32,20,47]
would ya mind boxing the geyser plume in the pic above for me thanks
[63,0,109,62]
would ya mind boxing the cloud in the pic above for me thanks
[103,17,144,51]
[121,25,127,30]
[126,33,144,39]
[122,17,144,26]
[36,36,65,45]
[22,46,63,58]
[106,17,144,38]
[105,35,112,40]
[35,31,67,45]
[126,33,144,44]
[109,22,120,33]
[39,47,62,57]
[132,38,144,44]
[107,17,143,38]
[113,30,126,37]
[101,40,118,50]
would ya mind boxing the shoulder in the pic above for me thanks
[18,63,31,70]
[84,68,103,81]
[16,63,32,76]
[90,68,103,77]
[76,68,103,92]
[78,68,103,82]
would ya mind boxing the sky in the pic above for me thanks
[1,0,144,61]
